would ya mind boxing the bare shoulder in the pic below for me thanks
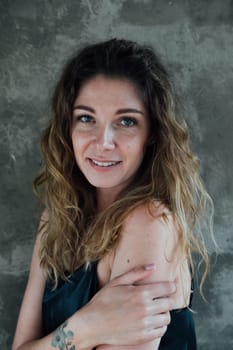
[110,201,182,282]
[41,207,49,221]
[30,209,49,277]
[124,201,179,242]
[39,208,49,229]
[128,200,172,221]
[22,208,49,285]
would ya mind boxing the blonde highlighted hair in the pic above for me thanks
[34,38,215,289]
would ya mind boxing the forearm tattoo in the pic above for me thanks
[51,322,75,350]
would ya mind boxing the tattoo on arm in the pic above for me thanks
[51,322,75,350]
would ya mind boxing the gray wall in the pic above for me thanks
[0,1,232,349]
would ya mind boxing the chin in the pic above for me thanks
[90,181,118,188]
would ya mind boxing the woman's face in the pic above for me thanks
[71,75,149,198]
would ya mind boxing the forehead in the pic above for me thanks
[74,75,145,109]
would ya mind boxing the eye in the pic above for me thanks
[77,114,95,123]
[78,114,94,123]
[120,117,137,127]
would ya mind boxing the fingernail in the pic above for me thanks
[144,263,156,270]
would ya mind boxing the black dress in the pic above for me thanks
[42,261,197,349]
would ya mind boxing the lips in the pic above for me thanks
[89,158,121,167]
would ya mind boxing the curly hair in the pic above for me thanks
[34,38,215,289]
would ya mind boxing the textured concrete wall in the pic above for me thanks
[0,1,232,349]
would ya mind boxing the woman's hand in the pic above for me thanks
[79,265,175,348]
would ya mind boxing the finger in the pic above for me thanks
[144,325,168,341]
[146,312,171,329]
[144,281,176,299]
[110,264,156,286]
[150,297,174,314]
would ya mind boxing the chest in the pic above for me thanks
[96,252,113,288]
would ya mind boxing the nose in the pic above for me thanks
[95,125,115,150]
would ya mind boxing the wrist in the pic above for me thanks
[69,305,98,349]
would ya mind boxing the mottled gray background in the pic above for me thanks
[0,0,232,349]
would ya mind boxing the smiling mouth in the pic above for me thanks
[89,159,121,167]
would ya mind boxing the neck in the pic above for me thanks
[97,188,120,212]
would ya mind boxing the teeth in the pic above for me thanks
[91,159,118,167]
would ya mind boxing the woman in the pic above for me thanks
[12,38,213,350]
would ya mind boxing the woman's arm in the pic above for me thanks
[12,241,174,350]
[12,212,94,350]
[96,203,190,350]
[12,208,177,350]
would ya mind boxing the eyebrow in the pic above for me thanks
[73,104,144,115]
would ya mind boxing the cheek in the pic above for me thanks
[124,142,146,167]
[72,138,83,164]
[129,137,147,154]
[72,132,87,152]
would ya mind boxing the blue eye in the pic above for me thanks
[77,115,94,123]
[120,117,137,127]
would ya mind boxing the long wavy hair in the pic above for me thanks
[34,38,215,289]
